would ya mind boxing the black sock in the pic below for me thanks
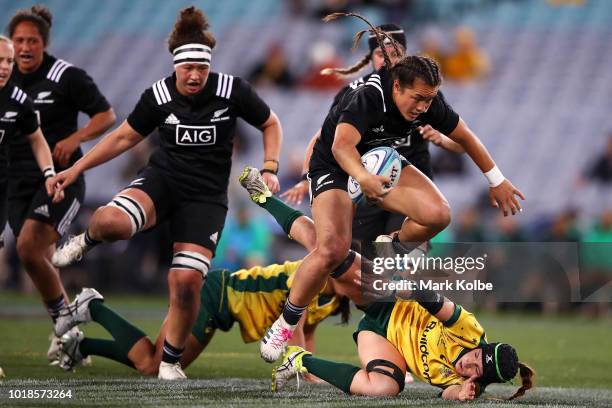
[162,339,184,364]
[282,300,307,326]
[45,296,65,323]
[84,229,101,247]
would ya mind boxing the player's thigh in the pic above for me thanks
[356,330,406,371]
[114,167,173,230]
[379,165,449,223]
[311,188,354,251]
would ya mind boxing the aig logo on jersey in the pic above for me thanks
[176,125,216,146]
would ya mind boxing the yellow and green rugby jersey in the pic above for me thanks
[386,300,487,388]
[226,260,340,343]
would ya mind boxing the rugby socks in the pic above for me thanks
[84,229,101,247]
[79,338,135,368]
[257,196,303,235]
[282,300,307,326]
[88,299,147,354]
[302,355,360,394]
[162,339,184,364]
[45,296,66,323]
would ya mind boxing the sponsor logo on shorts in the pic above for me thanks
[315,173,334,191]
[129,177,145,187]
[34,204,50,218]
[209,231,218,244]
[176,125,216,146]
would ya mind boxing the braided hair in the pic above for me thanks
[321,13,403,77]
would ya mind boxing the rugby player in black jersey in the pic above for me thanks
[281,23,465,251]
[6,6,116,362]
[260,14,525,363]
[1,35,57,247]
[51,7,283,380]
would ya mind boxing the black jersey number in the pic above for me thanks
[0,129,4,145]
[35,110,41,126]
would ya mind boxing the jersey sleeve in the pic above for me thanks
[16,95,39,136]
[65,67,111,117]
[126,88,164,137]
[233,77,271,127]
[337,85,385,136]
[444,305,487,347]
[421,91,460,135]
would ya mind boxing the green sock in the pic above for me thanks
[302,355,360,394]
[89,299,147,355]
[259,196,303,235]
[79,338,135,368]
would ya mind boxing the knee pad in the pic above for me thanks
[366,359,405,393]
[107,195,147,236]
[330,250,356,279]
[170,251,210,279]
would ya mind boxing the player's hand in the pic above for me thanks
[458,375,478,401]
[489,179,525,216]
[53,134,80,168]
[44,176,64,203]
[357,173,390,203]
[51,167,80,203]
[262,172,280,194]
[418,125,444,146]
[280,180,309,205]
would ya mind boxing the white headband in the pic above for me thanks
[172,43,211,67]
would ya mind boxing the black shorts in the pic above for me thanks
[353,206,405,244]
[126,166,227,254]
[8,176,85,237]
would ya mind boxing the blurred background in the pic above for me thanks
[0,0,610,313]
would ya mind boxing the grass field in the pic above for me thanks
[0,293,611,407]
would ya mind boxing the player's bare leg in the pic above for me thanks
[52,188,156,267]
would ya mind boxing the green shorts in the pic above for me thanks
[191,269,235,344]
[353,301,395,343]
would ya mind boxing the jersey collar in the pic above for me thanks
[169,72,216,105]
[11,52,55,86]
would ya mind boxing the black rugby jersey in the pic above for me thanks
[127,72,271,199]
[9,53,110,177]
[311,67,459,173]
[0,82,39,176]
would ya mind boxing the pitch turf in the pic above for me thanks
[0,293,610,407]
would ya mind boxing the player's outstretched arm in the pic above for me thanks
[51,120,144,202]
[448,118,525,216]
[258,110,282,194]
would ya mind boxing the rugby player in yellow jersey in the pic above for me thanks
[272,272,535,401]
[51,168,364,376]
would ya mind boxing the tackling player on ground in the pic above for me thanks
[50,7,283,379]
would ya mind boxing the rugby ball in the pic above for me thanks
[348,146,401,205]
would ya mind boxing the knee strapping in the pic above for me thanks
[330,250,356,279]
[366,359,405,393]
[107,195,147,236]
[170,251,210,279]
